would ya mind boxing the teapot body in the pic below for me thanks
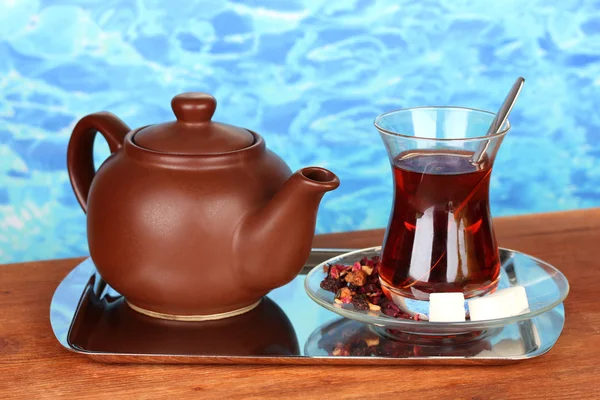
[86,129,291,316]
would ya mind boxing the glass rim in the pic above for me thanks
[374,106,511,142]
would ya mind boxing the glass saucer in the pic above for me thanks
[304,247,569,334]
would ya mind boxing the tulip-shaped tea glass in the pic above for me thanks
[375,107,509,303]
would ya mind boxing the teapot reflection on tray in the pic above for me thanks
[68,273,300,357]
[66,92,339,321]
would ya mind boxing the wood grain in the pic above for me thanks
[1,209,600,399]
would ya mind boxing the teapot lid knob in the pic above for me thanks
[171,93,216,123]
[132,91,254,154]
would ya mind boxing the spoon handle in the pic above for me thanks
[486,77,525,136]
[472,77,525,163]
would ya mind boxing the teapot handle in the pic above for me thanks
[67,112,130,212]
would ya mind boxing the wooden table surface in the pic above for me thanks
[1,209,599,399]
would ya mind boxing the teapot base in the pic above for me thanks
[126,299,262,322]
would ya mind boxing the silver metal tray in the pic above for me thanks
[50,249,565,365]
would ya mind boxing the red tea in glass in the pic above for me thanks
[375,107,508,301]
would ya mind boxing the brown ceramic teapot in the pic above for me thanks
[67,92,339,320]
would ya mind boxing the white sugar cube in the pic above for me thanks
[468,286,529,321]
[499,286,530,314]
[477,339,526,357]
[428,293,466,322]
[491,339,526,356]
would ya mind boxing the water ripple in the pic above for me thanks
[0,0,599,262]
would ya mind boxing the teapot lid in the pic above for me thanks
[133,93,254,154]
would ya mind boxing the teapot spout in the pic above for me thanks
[237,167,339,290]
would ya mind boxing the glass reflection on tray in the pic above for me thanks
[306,318,492,358]
[305,318,537,358]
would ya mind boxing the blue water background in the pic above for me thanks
[1,0,599,263]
